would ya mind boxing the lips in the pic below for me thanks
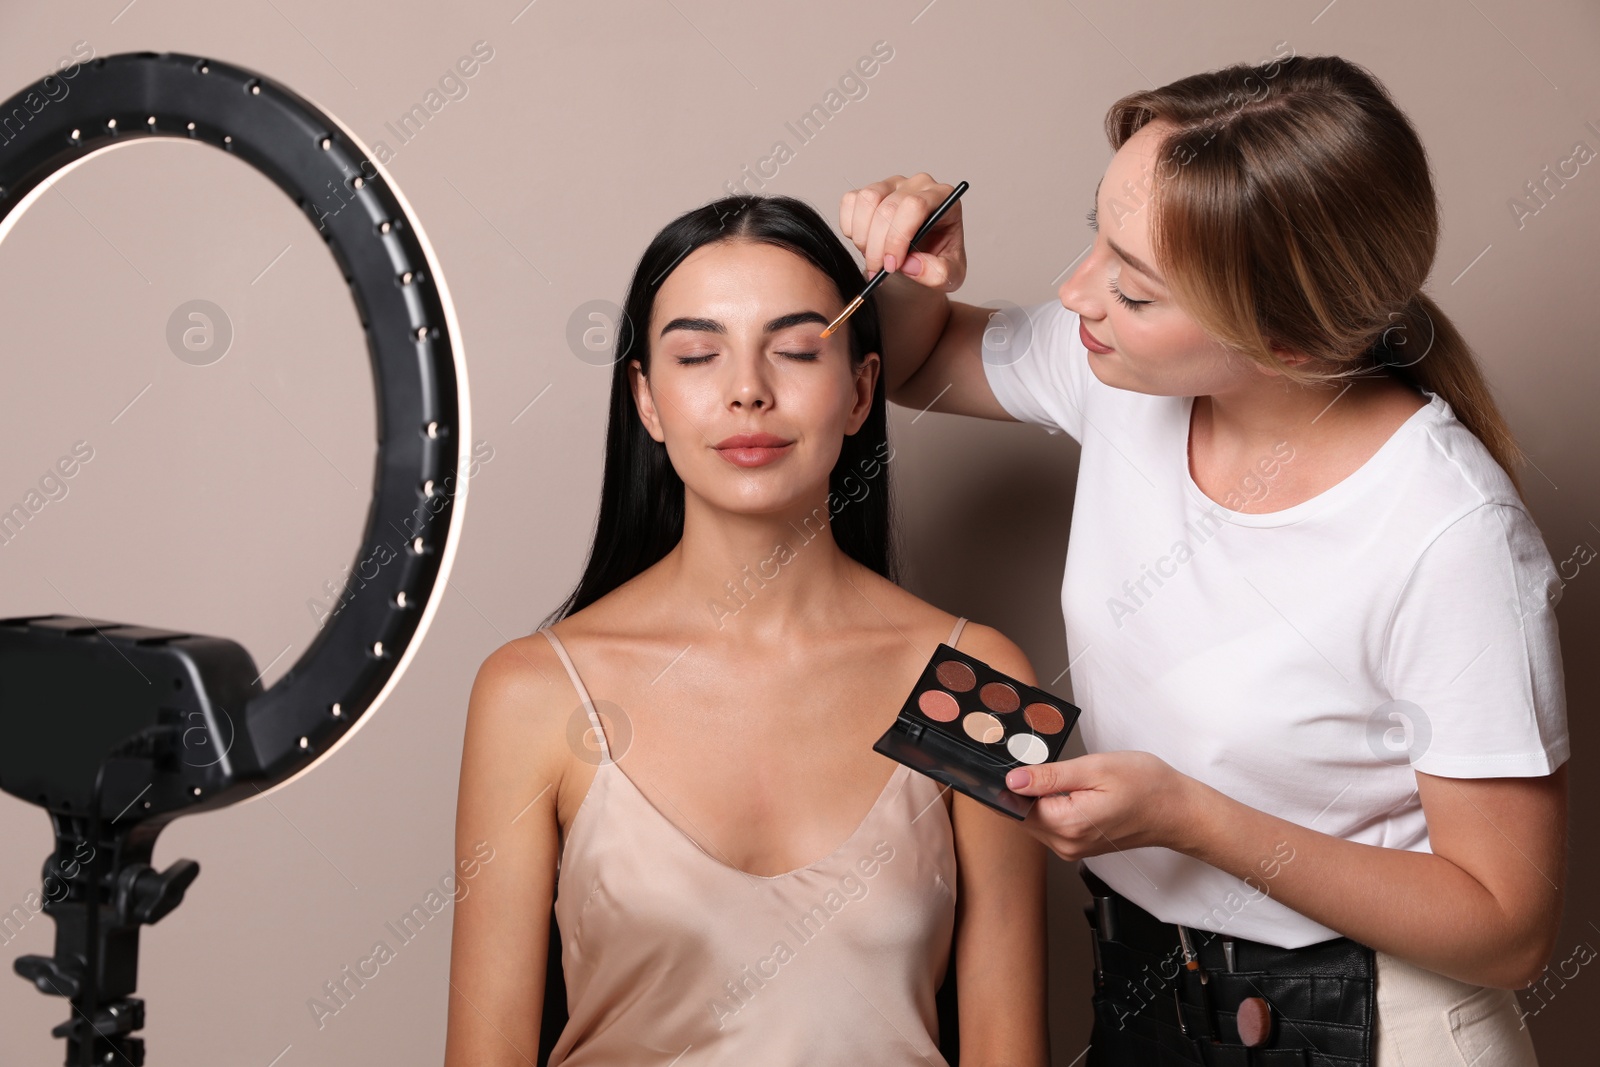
[713,432,794,468]
[1078,317,1113,354]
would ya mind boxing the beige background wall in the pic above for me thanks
[1,1,1595,1063]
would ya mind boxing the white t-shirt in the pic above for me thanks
[980,298,1570,948]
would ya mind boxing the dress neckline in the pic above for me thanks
[540,624,946,882]
[595,759,911,881]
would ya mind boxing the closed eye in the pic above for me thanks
[1107,277,1152,310]
[674,350,819,365]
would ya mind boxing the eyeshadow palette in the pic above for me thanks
[873,642,1081,820]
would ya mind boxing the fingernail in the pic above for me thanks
[902,253,922,276]
[883,252,897,273]
[1006,768,1029,790]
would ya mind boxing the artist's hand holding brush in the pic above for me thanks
[838,174,1014,417]
[838,173,968,292]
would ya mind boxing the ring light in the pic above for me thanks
[0,51,471,1064]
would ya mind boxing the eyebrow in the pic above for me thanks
[658,310,830,337]
[1092,176,1167,287]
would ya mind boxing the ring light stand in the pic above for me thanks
[0,52,470,1064]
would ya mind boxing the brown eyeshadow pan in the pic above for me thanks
[1023,702,1065,735]
[979,681,1020,714]
[935,660,977,692]
[918,689,960,722]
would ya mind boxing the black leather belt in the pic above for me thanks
[1080,866,1375,1066]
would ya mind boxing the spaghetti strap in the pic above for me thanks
[946,616,968,648]
[539,628,612,763]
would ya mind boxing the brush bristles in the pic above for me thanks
[821,294,864,339]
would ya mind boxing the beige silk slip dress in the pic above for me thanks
[535,617,971,1065]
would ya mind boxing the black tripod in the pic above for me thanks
[15,744,200,1066]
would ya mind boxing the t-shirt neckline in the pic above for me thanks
[1181,389,1444,528]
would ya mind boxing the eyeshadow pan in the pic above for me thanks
[1007,733,1049,764]
[935,660,977,692]
[1023,702,1065,734]
[918,689,960,722]
[979,681,1020,714]
[962,712,1004,744]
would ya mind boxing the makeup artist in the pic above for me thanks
[840,55,1569,1066]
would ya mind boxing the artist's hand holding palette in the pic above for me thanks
[873,643,1081,820]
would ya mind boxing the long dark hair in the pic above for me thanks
[542,195,895,626]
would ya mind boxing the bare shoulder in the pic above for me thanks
[951,620,1038,686]
[463,628,582,794]
[846,565,1038,685]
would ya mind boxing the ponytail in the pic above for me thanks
[1372,292,1525,495]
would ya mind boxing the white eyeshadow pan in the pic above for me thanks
[1006,733,1049,765]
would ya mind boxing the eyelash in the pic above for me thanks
[1085,206,1097,230]
[674,351,819,365]
[1107,277,1152,311]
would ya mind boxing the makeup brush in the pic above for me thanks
[820,180,968,340]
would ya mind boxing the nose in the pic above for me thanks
[1058,245,1107,321]
[727,348,772,410]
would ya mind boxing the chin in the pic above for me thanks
[1085,354,1126,390]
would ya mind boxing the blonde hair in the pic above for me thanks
[1106,54,1526,497]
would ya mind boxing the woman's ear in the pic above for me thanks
[845,352,881,434]
[627,359,666,443]
[1255,341,1313,377]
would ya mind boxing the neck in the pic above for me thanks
[659,488,866,640]
[1200,370,1387,452]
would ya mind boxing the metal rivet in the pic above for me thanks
[146,116,156,127]
[400,271,413,285]
[320,136,331,150]
[425,420,439,438]
[395,591,408,608]
[331,702,343,717]
[373,641,385,657]
[298,736,309,750]
[379,220,392,234]
[412,537,424,553]
[106,118,117,130]
[422,479,434,496]
[250,84,261,95]
[186,121,196,132]
[415,327,428,340]
[224,135,233,145]
[70,128,80,141]
[352,176,364,189]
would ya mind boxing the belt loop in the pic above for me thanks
[1094,894,1117,944]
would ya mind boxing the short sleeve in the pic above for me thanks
[1382,502,1570,777]
[979,298,1094,443]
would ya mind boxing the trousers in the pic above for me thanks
[1080,867,1539,1066]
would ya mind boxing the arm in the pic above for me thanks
[839,176,1019,421]
[1182,765,1567,988]
[1008,752,1567,989]
[950,625,1051,1065]
[444,640,572,1065]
